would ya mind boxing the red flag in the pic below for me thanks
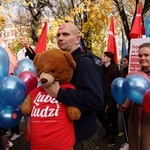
[129,3,142,38]
[35,22,47,54]
[107,17,118,64]
[0,37,18,74]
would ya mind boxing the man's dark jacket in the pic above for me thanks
[57,48,104,142]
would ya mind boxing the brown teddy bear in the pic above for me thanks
[21,48,81,150]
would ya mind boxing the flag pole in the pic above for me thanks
[120,111,129,143]
[0,6,21,37]
[0,6,34,54]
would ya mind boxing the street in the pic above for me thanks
[9,112,125,150]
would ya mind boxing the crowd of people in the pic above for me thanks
[1,22,150,150]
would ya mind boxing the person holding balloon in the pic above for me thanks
[99,51,120,147]
[120,42,150,150]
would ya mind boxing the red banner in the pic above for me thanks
[35,22,47,54]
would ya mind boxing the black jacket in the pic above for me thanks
[57,48,104,141]
[103,63,121,113]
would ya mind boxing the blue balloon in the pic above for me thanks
[144,13,150,37]
[111,77,126,105]
[0,76,26,106]
[0,46,10,79]
[0,106,22,129]
[13,58,36,76]
[123,74,150,104]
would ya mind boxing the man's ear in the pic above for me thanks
[76,35,81,45]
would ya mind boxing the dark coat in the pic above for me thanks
[121,66,128,78]
[103,63,121,113]
[57,47,104,142]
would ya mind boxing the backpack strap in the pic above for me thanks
[74,52,93,65]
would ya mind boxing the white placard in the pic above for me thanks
[129,38,150,72]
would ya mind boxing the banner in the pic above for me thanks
[129,38,150,72]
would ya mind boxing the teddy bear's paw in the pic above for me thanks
[21,95,32,115]
[21,106,31,115]
[67,106,81,121]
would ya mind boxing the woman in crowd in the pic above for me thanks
[100,51,120,147]
[121,42,150,150]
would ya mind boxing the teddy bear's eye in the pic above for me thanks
[51,69,55,73]
[37,69,41,73]
[36,69,42,76]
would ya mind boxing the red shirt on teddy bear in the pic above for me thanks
[28,83,75,150]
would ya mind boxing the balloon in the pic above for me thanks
[111,77,126,105]
[144,13,150,37]
[18,71,38,95]
[0,106,22,129]
[38,80,42,87]
[123,74,150,104]
[13,58,36,76]
[0,46,10,79]
[127,70,150,82]
[143,89,150,113]
[0,76,26,106]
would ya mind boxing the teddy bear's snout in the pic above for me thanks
[40,78,48,84]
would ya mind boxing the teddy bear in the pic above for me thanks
[21,48,81,150]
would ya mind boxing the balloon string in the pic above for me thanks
[0,6,21,37]
[120,111,129,142]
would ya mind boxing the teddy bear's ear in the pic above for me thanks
[33,54,40,66]
[64,52,76,69]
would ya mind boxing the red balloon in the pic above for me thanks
[127,70,150,82]
[18,71,38,95]
[143,89,150,114]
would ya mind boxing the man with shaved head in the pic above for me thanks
[44,22,104,150]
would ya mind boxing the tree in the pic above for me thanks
[113,0,150,51]
[0,15,5,31]
[2,0,150,57]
